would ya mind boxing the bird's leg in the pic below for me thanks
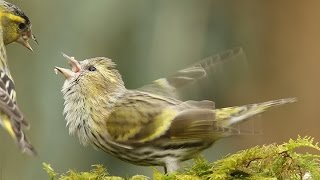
[164,157,180,174]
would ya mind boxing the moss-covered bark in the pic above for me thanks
[43,136,320,180]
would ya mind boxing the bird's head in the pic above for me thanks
[55,54,126,141]
[55,54,125,97]
[0,1,37,51]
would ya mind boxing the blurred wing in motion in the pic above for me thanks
[0,26,36,156]
[138,47,246,98]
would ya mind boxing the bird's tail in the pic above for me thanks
[216,98,296,128]
[0,117,37,156]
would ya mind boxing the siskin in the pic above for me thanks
[0,0,37,51]
[55,48,295,173]
[0,0,37,155]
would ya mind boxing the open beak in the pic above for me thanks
[16,29,38,52]
[54,67,75,79]
[62,53,81,73]
[55,53,81,79]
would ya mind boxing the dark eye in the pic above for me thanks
[18,23,26,30]
[88,66,97,71]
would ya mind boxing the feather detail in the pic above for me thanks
[139,47,246,98]
[0,21,36,155]
[216,98,297,127]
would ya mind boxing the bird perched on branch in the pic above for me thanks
[0,0,37,155]
[55,48,295,173]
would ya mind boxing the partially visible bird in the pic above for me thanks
[0,0,37,51]
[55,48,295,173]
[0,0,37,155]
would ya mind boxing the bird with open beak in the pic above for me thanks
[55,51,296,173]
[0,0,38,51]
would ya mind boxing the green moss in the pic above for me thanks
[43,136,320,180]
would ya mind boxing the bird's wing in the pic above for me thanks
[0,70,26,125]
[106,91,296,144]
[106,91,225,144]
[138,47,246,98]
[0,26,26,126]
[106,91,179,143]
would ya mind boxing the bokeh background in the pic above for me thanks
[0,0,317,179]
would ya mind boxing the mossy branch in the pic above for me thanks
[43,136,320,180]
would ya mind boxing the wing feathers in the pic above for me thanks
[139,47,246,98]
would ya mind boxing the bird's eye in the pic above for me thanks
[18,23,26,30]
[88,66,97,71]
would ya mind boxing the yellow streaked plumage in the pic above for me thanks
[139,108,177,143]
[0,0,36,155]
[55,48,295,173]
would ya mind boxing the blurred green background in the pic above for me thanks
[0,0,316,179]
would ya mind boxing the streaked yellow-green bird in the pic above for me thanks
[0,0,37,51]
[0,0,37,155]
[55,48,295,173]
